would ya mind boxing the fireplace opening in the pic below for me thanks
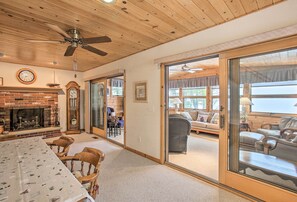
[10,108,45,131]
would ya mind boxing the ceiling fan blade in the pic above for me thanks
[64,45,76,56]
[46,23,71,38]
[82,36,112,44]
[26,39,64,44]
[82,45,107,56]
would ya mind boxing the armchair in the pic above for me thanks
[169,114,191,153]
[257,117,297,138]
[255,136,297,162]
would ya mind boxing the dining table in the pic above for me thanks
[0,137,94,202]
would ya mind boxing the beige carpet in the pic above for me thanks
[169,133,219,181]
[47,133,249,202]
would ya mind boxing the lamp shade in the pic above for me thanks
[240,97,253,105]
[172,98,182,104]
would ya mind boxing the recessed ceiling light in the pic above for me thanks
[0,52,5,58]
[52,61,57,65]
[102,0,116,4]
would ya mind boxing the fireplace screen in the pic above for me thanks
[10,108,45,131]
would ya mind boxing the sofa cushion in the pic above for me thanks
[210,113,219,124]
[206,123,219,130]
[240,132,265,146]
[191,121,207,128]
[180,112,193,121]
[257,128,280,138]
[198,110,213,122]
[188,110,198,121]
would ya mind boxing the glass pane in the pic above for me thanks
[212,98,220,110]
[229,48,297,192]
[168,98,176,108]
[183,98,206,109]
[183,87,206,96]
[252,84,297,95]
[211,86,220,96]
[91,82,105,130]
[252,98,297,114]
[169,88,179,96]
[112,86,123,96]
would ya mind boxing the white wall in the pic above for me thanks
[87,0,297,159]
[0,62,84,131]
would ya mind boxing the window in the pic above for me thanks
[112,86,123,96]
[211,86,220,110]
[251,82,297,114]
[169,88,179,96]
[182,87,207,109]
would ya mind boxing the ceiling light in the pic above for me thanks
[0,52,5,58]
[102,0,116,3]
[52,61,57,65]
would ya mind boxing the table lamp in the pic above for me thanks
[172,98,182,114]
[240,97,253,123]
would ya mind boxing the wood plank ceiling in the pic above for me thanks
[0,0,284,72]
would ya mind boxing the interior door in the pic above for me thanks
[91,79,107,137]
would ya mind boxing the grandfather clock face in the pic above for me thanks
[66,82,80,134]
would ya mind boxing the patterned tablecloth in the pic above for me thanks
[0,137,94,202]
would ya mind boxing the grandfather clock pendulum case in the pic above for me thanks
[65,81,81,134]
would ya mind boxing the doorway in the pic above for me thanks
[165,55,219,181]
[90,74,125,145]
[106,76,125,145]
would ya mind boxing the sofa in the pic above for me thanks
[257,116,297,139]
[179,110,219,135]
[168,114,191,153]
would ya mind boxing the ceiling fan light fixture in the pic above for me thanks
[101,0,116,4]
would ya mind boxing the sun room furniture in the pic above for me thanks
[257,116,297,138]
[255,136,297,162]
[180,110,219,135]
[46,135,75,158]
[169,114,191,153]
[239,150,297,187]
[240,131,265,151]
[60,147,105,199]
[0,137,94,202]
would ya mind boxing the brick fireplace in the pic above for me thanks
[0,88,62,140]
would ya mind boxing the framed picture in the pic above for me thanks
[134,81,147,102]
[0,77,3,86]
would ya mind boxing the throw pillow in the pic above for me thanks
[285,117,297,129]
[198,110,212,122]
[210,113,219,124]
[279,117,292,130]
[188,110,198,121]
[197,114,209,123]
[180,112,193,121]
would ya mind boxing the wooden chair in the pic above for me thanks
[46,136,75,158]
[60,147,105,199]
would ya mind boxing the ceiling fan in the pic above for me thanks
[26,23,111,57]
[170,64,203,73]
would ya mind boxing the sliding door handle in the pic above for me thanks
[220,115,225,129]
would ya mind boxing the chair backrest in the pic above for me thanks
[52,136,75,154]
[169,115,191,136]
[72,147,105,175]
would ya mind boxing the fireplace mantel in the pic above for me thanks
[0,86,65,95]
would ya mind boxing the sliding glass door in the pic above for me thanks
[91,79,107,137]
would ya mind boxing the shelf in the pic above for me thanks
[0,86,64,95]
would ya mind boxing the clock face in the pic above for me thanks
[69,89,77,98]
[17,68,36,84]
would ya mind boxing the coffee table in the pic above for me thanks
[239,150,297,186]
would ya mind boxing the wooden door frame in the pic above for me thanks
[219,35,297,201]
[89,71,127,147]
[91,78,107,138]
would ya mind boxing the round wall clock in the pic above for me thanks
[16,68,37,85]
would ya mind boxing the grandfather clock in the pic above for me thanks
[65,81,80,134]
